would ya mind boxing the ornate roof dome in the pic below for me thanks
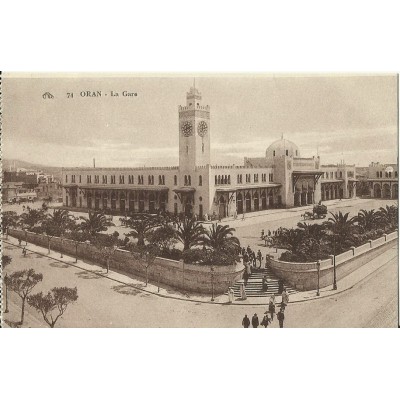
[266,138,300,159]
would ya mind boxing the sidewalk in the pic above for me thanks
[223,197,372,228]
[4,234,397,306]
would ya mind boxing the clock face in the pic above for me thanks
[197,120,208,137]
[181,121,193,137]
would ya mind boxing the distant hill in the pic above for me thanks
[2,159,63,180]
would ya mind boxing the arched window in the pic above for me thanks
[273,150,276,156]
[215,175,217,185]
[228,175,231,184]
[184,175,188,186]
[218,175,221,185]
[199,176,202,186]
[202,143,204,153]
[188,175,191,185]
[174,175,177,185]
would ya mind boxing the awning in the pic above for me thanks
[173,187,196,193]
[216,183,281,192]
[79,185,168,191]
[292,170,324,191]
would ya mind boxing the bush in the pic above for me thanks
[182,248,239,266]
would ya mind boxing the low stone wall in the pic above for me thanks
[270,230,398,291]
[8,229,244,295]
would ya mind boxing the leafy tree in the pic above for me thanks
[130,244,160,286]
[2,255,12,313]
[8,269,43,325]
[147,224,178,251]
[175,217,205,251]
[79,211,114,236]
[2,211,19,238]
[28,287,78,328]
[125,214,160,246]
[92,233,120,273]
[200,224,241,254]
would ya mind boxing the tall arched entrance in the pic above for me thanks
[218,196,226,219]
[294,191,301,207]
[237,193,243,214]
[129,192,135,212]
[111,192,117,210]
[102,192,108,210]
[374,184,381,198]
[301,191,307,206]
[160,192,167,212]
[87,191,92,209]
[253,192,259,211]
[149,193,156,213]
[383,184,391,199]
[120,192,126,213]
[95,191,101,210]
[138,192,145,212]
[261,191,267,210]
[245,192,251,212]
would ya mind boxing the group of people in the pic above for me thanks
[242,291,289,328]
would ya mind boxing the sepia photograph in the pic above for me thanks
[1,73,398,328]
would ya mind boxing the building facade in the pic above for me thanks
[367,162,398,199]
[62,86,359,218]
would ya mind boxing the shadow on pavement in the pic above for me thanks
[75,270,105,279]
[112,284,150,297]
[3,319,21,328]
[49,261,69,269]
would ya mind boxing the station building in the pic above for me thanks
[62,86,359,218]
[367,162,398,199]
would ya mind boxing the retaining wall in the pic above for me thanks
[270,230,398,291]
[8,229,244,295]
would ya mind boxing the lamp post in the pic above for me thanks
[316,260,320,296]
[333,233,337,290]
[4,274,9,313]
[211,267,215,302]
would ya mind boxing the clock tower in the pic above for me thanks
[178,86,210,172]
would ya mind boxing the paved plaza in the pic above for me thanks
[2,197,398,328]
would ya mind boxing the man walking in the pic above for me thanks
[257,250,262,268]
[281,288,289,308]
[268,294,276,321]
[261,313,271,328]
[277,308,285,328]
[252,313,259,328]
[242,314,250,328]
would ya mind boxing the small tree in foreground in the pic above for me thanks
[28,287,78,328]
[8,269,43,325]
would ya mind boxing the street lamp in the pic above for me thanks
[333,233,337,290]
[316,260,320,296]
[211,267,215,302]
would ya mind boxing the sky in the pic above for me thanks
[2,73,398,168]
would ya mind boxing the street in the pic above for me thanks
[2,240,397,328]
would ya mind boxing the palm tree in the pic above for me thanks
[325,211,358,254]
[175,217,205,251]
[297,222,326,241]
[2,211,19,239]
[79,211,114,236]
[125,214,160,246]
[19,208,46,230]
[356,209,378,233]
[377,205,398,230]
[201,224,241,254]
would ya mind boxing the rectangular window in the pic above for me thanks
[79,175,82,183]
[87,175,92,184]
[71,175,75,183]
[102,175,107,184]
[254,174,258,183]
[395,171,398,178]
[65,175,68,183]
[119,175,125,184]
[94,175,99,184]
[376,171,379,178]
[111,175,116,184]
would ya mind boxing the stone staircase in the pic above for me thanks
[232,265,297,298]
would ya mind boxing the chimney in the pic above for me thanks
[93,158,96,168]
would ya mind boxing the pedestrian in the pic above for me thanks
[243,270,249,286]
[242,314,250,328]
[228,287,235,303]
[278,279,284,294]
[252,313,259,328]
[252,251,257,270]
[239,281,247,300]
[261,313,271,328]
[246,245,251,255]
[22,247,27,257]
[257,250,262,268]
[277,308,285,328]
[281,288,289,308]
[246,260,252,276]
[262,275,268,292]
[268,294,276,321]
[18,238,22,246]
[233,209,237,220]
